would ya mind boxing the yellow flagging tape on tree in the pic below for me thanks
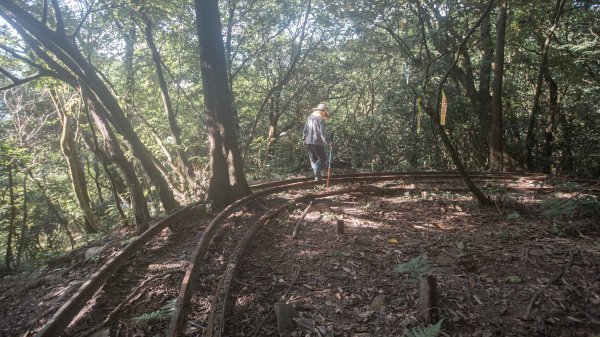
[440,90,447,125]
[417,97,422,134]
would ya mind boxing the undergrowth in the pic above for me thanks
[542,195,600,235]
[404,318,444,337]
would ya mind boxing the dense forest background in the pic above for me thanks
[1,0,599,271]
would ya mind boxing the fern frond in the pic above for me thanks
[131,299,176,327]
[403,318,444,337]
[395,255,438,281]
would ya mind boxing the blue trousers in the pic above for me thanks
[306,144,327,178]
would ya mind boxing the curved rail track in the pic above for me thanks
[32,171,597,337]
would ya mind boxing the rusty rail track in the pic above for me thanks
[168,171,598,336]
[35,204,200,337]
[32,171,596,337]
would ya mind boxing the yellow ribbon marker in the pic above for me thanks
[417,97,422,134]
[440,90,447,125]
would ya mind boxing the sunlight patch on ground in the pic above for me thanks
[235,293,256,307]
[147,261,187,272]
[347,218,381,229]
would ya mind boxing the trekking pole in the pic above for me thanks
[326,132,334,188]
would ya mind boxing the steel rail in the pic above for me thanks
[33,171,594,337]
[35,204,199,337]
[168,171,537,336]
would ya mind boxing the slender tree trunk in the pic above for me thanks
[52,90,100,233]
[541,71,558,173]
[91,161,105,206]
[489,0,508,172]
[194,0,251,207]
[124,22,136,111]
[80,131,130,227]
[525,0,567,170]
[140,12,196,192]
[557,108,574,173]
[4,164,17,271]
[16,175,28,268]
[478,9,493,147]
[82,90,151,233]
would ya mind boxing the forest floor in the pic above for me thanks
[0,174,599,337]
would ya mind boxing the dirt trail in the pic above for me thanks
[1,176,598,337]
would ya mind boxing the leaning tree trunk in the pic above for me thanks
[420,0,496,206]
[489,0,508,172]
[0,0,179,212]
[83,91,151,233]
[53,90,100,233]
[195,0,251,207]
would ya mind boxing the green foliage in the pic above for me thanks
[395,255,438,282]
[403,318,444,337]
[542,195,600,235]
[131,299,176,328]
[506,212,521,221]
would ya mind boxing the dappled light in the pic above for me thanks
[0,0,598,336]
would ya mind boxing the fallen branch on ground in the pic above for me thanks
[523,251,576,319]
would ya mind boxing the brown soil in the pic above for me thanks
[1,176,598,337]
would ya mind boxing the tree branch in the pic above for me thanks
[72,0,97,39]
[50,0,66,34]
[0,69,52,90]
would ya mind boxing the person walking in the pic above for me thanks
[303,103,331,182]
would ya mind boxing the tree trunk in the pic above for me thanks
[489,0,508,172]
[4,164,17,271]
[80,130,130,228]
[16,175,28,268]
[83,90,151,233]
[52,90,100,233]
[525,0,567,170]
[541,71,558,173]
[478,9,493,147]
[0,0,179,212]
[124,22,136,111]
[557,108,574,174]
[194,0,251,207]
[91,161,105,206]
[140,12,196,192]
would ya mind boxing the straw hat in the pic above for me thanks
[312,103,330,119]
[312,103,329,112]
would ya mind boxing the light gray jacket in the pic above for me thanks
[303,112,328,145]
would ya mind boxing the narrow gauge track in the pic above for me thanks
[32,172,597,337]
